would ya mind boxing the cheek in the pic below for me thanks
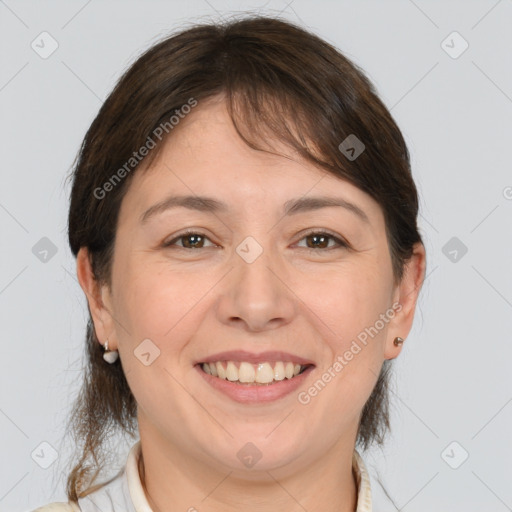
[298,262,391,415]
[112,262,208,403]
[305,262,391,346]
[299,273,388,422]
[327,268,391,383]
[114,257,215,346]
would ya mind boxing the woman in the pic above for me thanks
[34,14,426,512]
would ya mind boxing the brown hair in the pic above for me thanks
[64,14,424,501]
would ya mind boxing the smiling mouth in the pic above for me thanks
[199,361,312,385]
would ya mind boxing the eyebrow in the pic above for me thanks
[139,194,370,224]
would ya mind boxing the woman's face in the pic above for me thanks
[80,96,424,477]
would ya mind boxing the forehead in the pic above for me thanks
[120,99,385,226]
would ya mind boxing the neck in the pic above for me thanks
[137,436,359,512]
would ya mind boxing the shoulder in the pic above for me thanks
[31,502,80,512]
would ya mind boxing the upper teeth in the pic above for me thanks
[202,361,303,383]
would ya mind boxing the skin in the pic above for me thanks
[77,95,426,512]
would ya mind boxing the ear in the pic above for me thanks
[384,241,426,360]
[76,247,117,351]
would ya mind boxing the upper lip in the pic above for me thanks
[196,350,316,366]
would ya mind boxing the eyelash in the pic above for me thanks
[162,228,349,252]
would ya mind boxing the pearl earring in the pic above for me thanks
[103,338,119,363]
[393,337,404,346]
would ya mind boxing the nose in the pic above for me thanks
[215,242,296,333]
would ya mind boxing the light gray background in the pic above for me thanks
[1,0,511,510]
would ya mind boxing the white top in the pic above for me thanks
[32,441,372,512]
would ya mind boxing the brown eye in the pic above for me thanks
[180,233,205,249]
[163,230,215,249]
[306,233,330,249]
[297,231,348,251]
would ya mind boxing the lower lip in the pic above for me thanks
[195,364,315,404]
